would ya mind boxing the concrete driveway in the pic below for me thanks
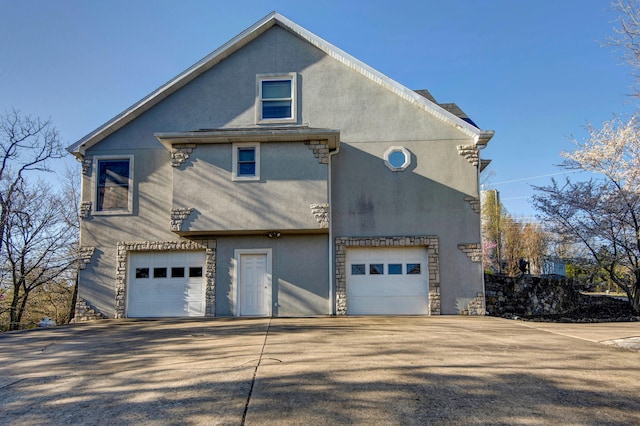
[0,317,639,425]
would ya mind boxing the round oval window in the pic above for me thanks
[384,146,411,171]
[388,151,407,168]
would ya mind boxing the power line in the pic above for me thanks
[492,170,580,186]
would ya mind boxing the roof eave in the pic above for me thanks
[155,127,341,150]
[475,130,495,148]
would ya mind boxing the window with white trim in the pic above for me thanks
[257,73,296,123]
[384,146,411,171]
[94,156,133,214]
[232,142,260,181]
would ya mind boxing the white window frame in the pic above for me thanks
[256,73,297,124]
[92,155,134,215]
[384,146,411,172]
[232,142,260,181]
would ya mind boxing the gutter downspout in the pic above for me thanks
[475,130,493,315]
[328,144,340,315]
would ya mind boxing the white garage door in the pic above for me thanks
[127,251,206,317]
[346,247,429,315]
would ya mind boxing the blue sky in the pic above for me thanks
[0,0,635,218]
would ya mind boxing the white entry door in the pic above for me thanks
[237,251,271,316]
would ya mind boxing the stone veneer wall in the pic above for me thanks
[460,292,485,316]
[335,236,440,315]
[484,274,580,317]
[72,298,107,322]
[115,239,216,318]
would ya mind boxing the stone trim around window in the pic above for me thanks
[115,239,216,318]
[334,236,440,316]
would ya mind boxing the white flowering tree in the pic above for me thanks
[533,115,640,313]
[611,0,640,95]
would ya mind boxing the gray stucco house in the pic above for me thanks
[68,12,493,319]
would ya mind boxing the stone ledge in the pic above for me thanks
[458,243,482,263]
[171,207,195,231]
[78,246,95,269]
[457,144,479,167]
[310,203,329,228]
[72,298,107,322]
[171,144,196,167]
[464,196,480,214]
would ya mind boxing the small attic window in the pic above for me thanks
[232,142,260,181]
[257,73,296,123]
[384,146,411,171]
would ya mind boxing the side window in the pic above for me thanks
[171,267,185,278]
[189,267,203,278]
[257,73,296,123]
[351,264,366,275]
[407,263,422,275]
[388,264,403,275]
[369,264,384,275]
[232,143,260,181]
[135,268,149,279]
[153,268,167,278]
[94,157,133,214]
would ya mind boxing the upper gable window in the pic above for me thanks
[232,142,260,181]
[257,73,296,123]
[94,156,133,214]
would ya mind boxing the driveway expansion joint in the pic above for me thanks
[241,317,272,426]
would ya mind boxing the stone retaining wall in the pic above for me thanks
[485,274,581,317]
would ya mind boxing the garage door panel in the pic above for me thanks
[128,251,206,318]
[346,247,429,315]
[347,281,427,296]
[349,296,429,315]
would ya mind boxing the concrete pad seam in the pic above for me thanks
[511,321,599,343]
[241,316,272,426]
[507,318,640,351]
[0,377,28,390]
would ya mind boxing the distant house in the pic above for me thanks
[67,12,493,319]
[542,258,567,276]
